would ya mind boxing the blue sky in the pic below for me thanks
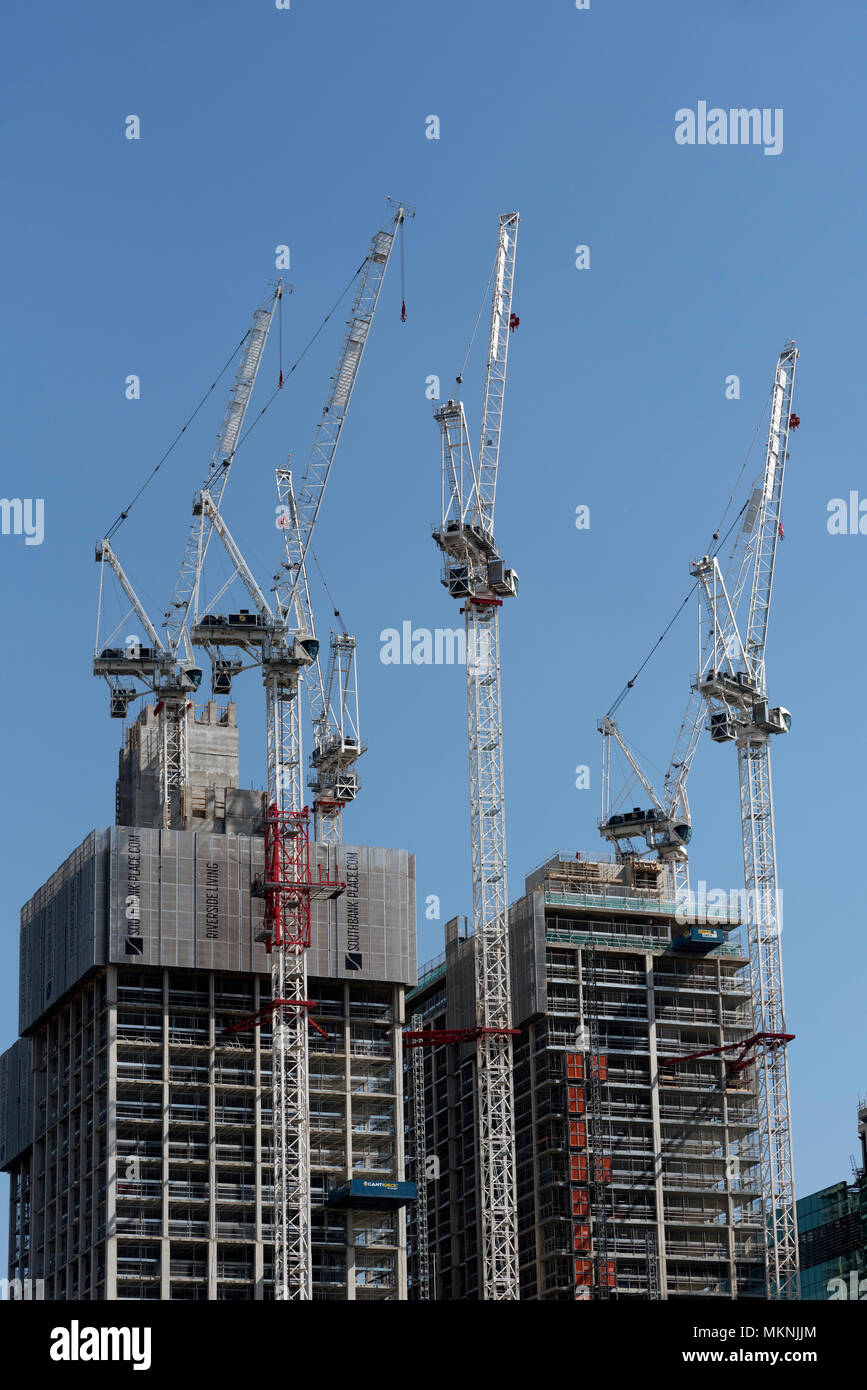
[2,0,866,1264]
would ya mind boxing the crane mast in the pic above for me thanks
[192,484,325,1299]
[433,213,520,1300]
[691,343,799,1299]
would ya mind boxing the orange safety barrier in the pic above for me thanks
[570,1154,589,1183]
[568,1119,587,1149]
[566,1052,584,1080]
[567,1085,585,1115]
[572,1223,591,1251]
[571,1189,590,1218]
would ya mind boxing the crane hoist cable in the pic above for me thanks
[605,498,751,718]
[700,377,774,556]
[102,262,366,542]
[103,331,250,541]
[310,549,349,635]
[454,248,497,386]
[399,214,407,322]
[278,289,284,388]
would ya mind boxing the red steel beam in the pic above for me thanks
[659,1031,795,1074]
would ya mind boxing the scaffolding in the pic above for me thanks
[582,945,615,1299]
[409,1011,432,1300]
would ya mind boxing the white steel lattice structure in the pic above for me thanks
[433,212,520,1300]
[690,343,799,1299]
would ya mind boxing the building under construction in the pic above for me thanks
[406,852,767,1300]
[0,704,417,1300]
[0,210,800,1304]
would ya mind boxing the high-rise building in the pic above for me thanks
[407,852,767,1300]
[0,702,417,1300]
[796,1102,867,1301]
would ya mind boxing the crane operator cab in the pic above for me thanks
[180,660,203,692]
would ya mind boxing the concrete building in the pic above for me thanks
[407,852,766,1300]
[796,1102,867,1301]
[0,702,417,1300]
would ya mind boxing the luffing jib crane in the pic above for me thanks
[93,286,281,826]
[690,343,799,1300]
[432,212,521,1301]
[595,345,799,1301]
[194,202,412,1298]
[598,713,694,898]
[598,344,800,908]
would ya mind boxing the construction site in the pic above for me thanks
[0,207,805,1302]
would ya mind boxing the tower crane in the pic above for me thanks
[597,715,694,899]
[598,345,799,908]
[432,212,521,1301]
[595,347,799,1300]
[193,202,412,1298]
[197,202,411,840]
[93,538,184,713]
[689,342,799,1300]
[93,286,281,824]
[193,482,337,1300]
